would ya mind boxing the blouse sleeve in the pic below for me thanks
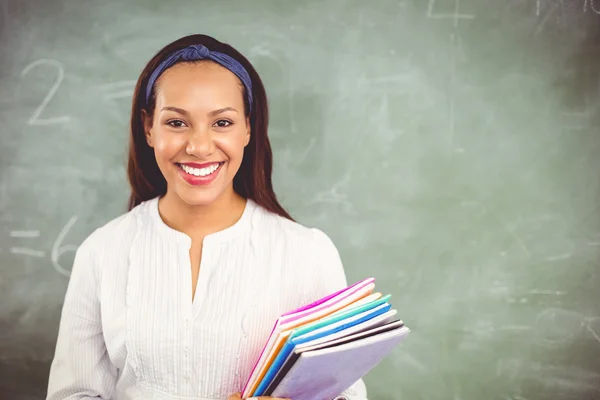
[310,228,369,400]
[46,233,117,399]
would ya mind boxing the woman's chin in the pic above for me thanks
[169,183,232,208]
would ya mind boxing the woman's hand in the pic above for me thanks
[227,392,291,400]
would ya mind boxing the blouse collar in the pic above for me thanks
[145,195,256,247]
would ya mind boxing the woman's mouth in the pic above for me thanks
[176,162,224,186]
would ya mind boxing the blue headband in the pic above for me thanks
[145,44,253,113]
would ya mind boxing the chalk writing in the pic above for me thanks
[8,230,44,257]
[10,248,45,257]
[295,137,316,166]
[356,55,414,88]
[3,219,80,276]
[426,0,475,27]
[534,0,561,35]
[426,0,473,153]
[277,137,316,170]
[496,358,523,381]
[587,319,600,342]
[9,230,40,238]
[498,325,532,332]
[51,216,79,277]
[20,59,71,125]
[501,214,579,263]
[358,72,415,86]
[499,217,532,259]
[529,289,566,295]
[584,0,600,13]
[545,252,572,262]
[534,308,600,346]
[309,172,354,214]
[98,80,137,100]
[458,204,586,264]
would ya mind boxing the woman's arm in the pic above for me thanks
[46,234,117,400]
[309,228,369,400]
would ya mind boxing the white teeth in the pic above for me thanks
[180,163,220,177]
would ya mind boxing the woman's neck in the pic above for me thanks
[158,189,247,239]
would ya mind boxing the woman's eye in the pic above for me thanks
[167,120,186,128]
[214,119,232,128]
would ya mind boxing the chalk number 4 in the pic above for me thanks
[427,0,475,24]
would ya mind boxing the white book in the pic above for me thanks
[263,319,404,396]
[271,324,410,400]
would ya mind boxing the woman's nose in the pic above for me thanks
[185,127,215,157]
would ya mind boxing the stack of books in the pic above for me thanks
[241,277,410,400]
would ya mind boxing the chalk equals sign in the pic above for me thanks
[98,80,137,100]
[545,253,571,262]
[9,230,45,257]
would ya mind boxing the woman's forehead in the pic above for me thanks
[155,62,245,107]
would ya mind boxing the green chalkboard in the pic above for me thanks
[1,0,600,399]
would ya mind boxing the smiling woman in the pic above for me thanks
[45,34,367,400]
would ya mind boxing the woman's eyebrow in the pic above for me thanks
[160,106,238,117]
[161,106,190,116]
[209,107,238,116]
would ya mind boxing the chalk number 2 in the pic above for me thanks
[21,59,71,125]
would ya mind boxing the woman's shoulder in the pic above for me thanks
[77,197,154,255]
[253,202,337,251]
[253,204,347,297]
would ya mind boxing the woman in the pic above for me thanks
[46,34,368,400]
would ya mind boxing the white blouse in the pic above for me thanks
[46,196,368,400]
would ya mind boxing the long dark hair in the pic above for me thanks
[126,34,293,221]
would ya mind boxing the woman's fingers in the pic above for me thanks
[248,397,291,400]
[229,392,291,400]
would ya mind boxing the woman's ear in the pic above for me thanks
[142,110,154,148]
[244,117,251,147]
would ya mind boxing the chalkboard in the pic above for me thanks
[1,0,600,399]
